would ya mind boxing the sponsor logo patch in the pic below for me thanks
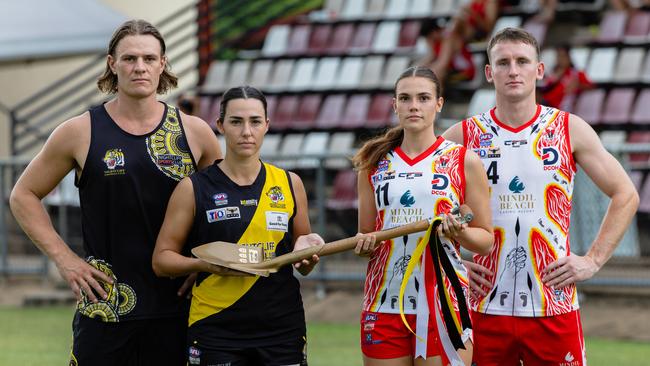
[103,148,126,176]
[431,173,449,194]
[240,198,258,206]
[156,154,182,167]
[188,346,201,365]
[542,147,559,170]
[504,139,528,148]
[266,211,289,232]
[213,193,228,206]
[398,172,423,180]
[400,190,415,207]
[206,206,241,223]
[266,186,286,209]
[377,159,390,172]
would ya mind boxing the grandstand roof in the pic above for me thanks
[0,0,126,63]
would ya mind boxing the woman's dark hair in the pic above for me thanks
[97,19,177,94]
[352,66,442,172]
[218,86,268,122]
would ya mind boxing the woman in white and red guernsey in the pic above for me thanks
[352,66,494,366]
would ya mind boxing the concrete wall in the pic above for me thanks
[0,0,195,158]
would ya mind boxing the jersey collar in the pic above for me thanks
[395,136,444,166]
[490,104,541,133]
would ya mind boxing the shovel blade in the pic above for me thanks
[192,242,267,276]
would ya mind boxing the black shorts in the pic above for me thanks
[70,312,187,366]
[187,337,308,366]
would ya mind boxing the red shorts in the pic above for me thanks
[360,311,441,359]
[472,310,586,366]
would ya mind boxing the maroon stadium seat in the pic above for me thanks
[624,11,650,43]
[292,94,322,130]
[398,20,421,49]
[366,93,394,129]
[271,95,299,132]
[349,23,376,53]
[286,25,311,56]
[597,11,627,43]
[327,23,355,54]
[327,169,358,210]
[630,170,644,192]
[308,24,332,55]
[523,19,548,47]
[573,89,606,125]
[631,88,650,125]
[316,94,346,129]
[638,175,650,213]
[627,131,650,163]
[602,88,635,125]
[265,95,278,122]
[341,94,371,129]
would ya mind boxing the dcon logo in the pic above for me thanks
[542,147,558,170]
[431,174,449,194]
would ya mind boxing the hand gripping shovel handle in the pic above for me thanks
[245,204,473,271]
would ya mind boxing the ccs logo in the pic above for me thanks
[542,147,558,170]
[431,174,449,194]
[504,139,528,148]
[398,172,423,179]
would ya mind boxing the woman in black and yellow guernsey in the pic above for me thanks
[152,85,325,366]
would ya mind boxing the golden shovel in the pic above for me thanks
[192,205,474,277]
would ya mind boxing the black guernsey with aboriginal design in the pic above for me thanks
[187,161,306,349]
[75,102,196,322]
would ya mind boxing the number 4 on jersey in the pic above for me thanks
[487,161,499,184]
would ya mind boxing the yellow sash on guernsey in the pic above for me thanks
[399,218,471,365]
[189,164,294,326]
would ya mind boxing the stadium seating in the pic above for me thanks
[308,24,333,55]
[262,25,290,56]
[596,11,627,44]
[327,23,355,54]
[631,88,650,125]
[586,47,617,83]
[316,94,346,129]
[613,48,645,84]
[366,93,394,128]
[286,24,311,56]
[624,11,650,44]
[602,88,635,125]
[326,132,356,169]
[327,169,358,210]
[293,94,322,130]
[341,94,371,129]
[574,89,606,125]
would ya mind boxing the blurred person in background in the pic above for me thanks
[10,19,222,365]
[430,0,499,81]
[443,27,639,365]
[177,93,197,115]
[418,17,476,85]
[538,44,595,111]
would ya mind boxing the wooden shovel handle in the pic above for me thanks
[248,204,473,270]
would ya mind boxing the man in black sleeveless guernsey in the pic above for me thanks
[10,20,222,365]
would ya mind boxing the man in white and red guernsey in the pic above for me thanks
[443,28,639,365]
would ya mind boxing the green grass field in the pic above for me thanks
[1,305,648,365]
